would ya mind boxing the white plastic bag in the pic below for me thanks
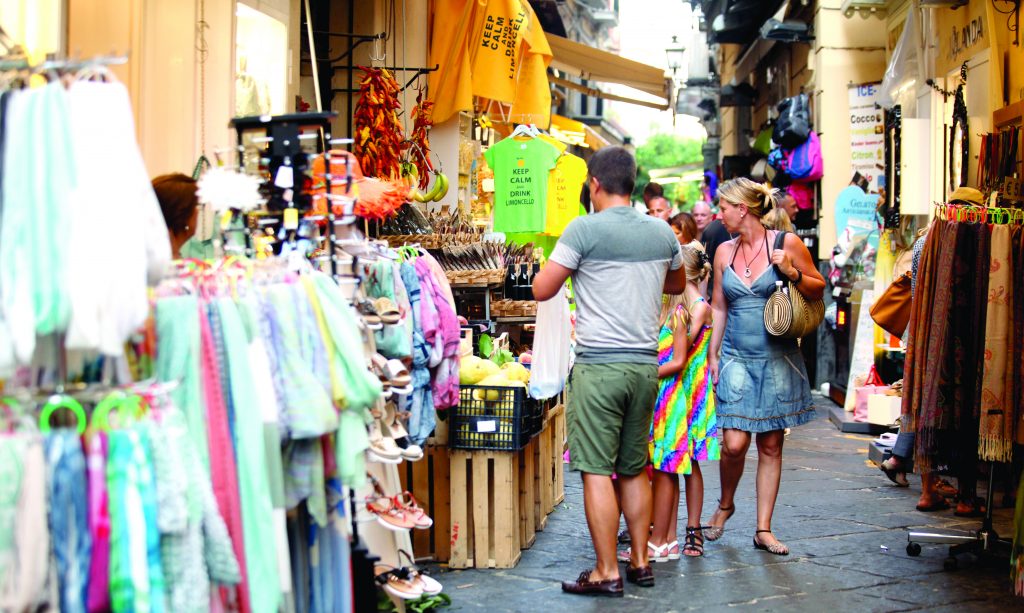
[878,7,921,109]
[529,285,571,400]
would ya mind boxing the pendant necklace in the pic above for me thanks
[741,232,767,278]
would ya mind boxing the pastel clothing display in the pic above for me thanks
[0,80,170,376]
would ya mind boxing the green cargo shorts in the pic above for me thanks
[565,362,658,477]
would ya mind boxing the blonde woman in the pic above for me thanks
[704,177,825,555]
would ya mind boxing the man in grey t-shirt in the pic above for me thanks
[533,146,684,597]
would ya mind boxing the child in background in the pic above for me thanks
[648,246,719,559]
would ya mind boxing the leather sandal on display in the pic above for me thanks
[365,477,417,531]
[374,565,423,599]
[393,436,424,461]
[704,501,735,541]
[371,354,413,395]
[394,491,433,529]
[383,406,424,461]
[357,299,384,330]
[397,550,443,596]
[374,297,402,325]
[366,421,403,464]
[752,530,789,556]
[560,570,624,597]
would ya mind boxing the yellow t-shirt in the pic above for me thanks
[544,152,587,236]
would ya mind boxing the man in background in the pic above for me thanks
[646,195,673,222]
[779,192,799,223]
[642,181,664,206]
[692,201,713,239]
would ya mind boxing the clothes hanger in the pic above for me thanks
[39,395,87,435]
[91,392,144,431]
[510,123,539,139]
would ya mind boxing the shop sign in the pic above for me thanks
[847,83,884,193]
[834,184,881,253]
[935,1,992,76]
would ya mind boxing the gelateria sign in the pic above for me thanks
[935,1,993,76]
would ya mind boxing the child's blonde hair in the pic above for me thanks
[660,246,712,330]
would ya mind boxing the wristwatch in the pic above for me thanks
[790,268,803,284]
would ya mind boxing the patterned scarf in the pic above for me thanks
[979,225,1015,461]
[911,221,958,471]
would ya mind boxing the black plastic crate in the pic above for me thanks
[451,385,537,451]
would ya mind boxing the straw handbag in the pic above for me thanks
[763,231,825,339]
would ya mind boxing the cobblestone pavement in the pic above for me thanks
[430,404,1022,612]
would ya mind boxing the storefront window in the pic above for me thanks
[236,3,288,117]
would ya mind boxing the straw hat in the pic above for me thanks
[948,186,984,206]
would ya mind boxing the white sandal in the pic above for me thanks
[665,540,681,561]
[617,541,668,563]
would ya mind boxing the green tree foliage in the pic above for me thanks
[633,133,704,211]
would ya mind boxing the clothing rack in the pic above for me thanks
[909,213,1019,573]
[907,464,1012,570]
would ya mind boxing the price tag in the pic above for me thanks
[275,165,294,189]
[1002,177,1024,202]
[283,208,299,230]
[482,178,495,193]
[476,419,497,433]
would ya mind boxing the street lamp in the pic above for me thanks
[665,35,686,80]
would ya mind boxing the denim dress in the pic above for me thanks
[715,262,816,433]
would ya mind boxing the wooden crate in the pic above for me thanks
[397,445,451,563]
[548,404,566,506]
[517,437,538,550]
[536,404,566,519]
[448,450,523,569]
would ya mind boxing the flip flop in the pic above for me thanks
[879,460,910,487]
[915,498,950,512]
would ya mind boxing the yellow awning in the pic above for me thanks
[546,34,671,106]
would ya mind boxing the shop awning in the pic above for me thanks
[546,34,672,109]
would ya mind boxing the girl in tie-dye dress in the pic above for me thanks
[649,246,720,559]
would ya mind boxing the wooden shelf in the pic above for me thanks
[994,100,1024,129]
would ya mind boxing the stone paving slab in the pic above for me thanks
[429,405,1022,611]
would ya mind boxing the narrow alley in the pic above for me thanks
[434,404,1020,612]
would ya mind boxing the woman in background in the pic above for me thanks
[151,173,199,259]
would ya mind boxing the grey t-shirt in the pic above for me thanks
[549,206,683,364]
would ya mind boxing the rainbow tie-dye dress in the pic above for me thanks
[649,302,721,474]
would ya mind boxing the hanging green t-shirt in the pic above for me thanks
[484,136,561,233]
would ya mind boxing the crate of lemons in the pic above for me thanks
[456,354,532,444]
